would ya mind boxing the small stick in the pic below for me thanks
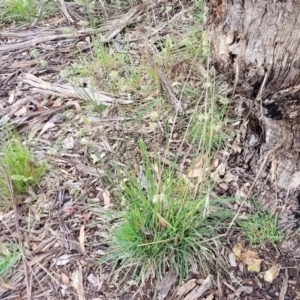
[158,70,185,115]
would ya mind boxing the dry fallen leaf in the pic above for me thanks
[14,106,27,116]
[188,156,204,178]
[219,183,228,190]
[61,272,70,286]
[211,163,226,183]
[157,213,170,228]
[188,167,203,178]
[264,264,280,283]
[63,134,75,150]
[83,212,92,224]
[54,254,71,266]
[224,172,238,183]
[233,244,262,272]
[232,243,243,259]
[87,273,100,289]
[102,189,110,206]
[244,257,262,272]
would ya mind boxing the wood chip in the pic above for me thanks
[183,275,212,300]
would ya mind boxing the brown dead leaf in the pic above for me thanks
[38,122,56,138]
[211,163,226,183]
[211,158,219,171]
[224,172,238,183]
[66,100,82,113]
[63,134,75,150]
[157,213,170,228]
[233,244,262,272]
[83,212,92,224]
[54,254,71,266]
[188,167,203,178]
[188,156,204,178]
[244,257,262,272]
[219,183,228,190]
[61,272,70,286]
[232,244,243,259]
[228,142,242,153]
[14,106,27,116]
[264,264,280,283]
[61,207,75,219]
[102,190,110,206]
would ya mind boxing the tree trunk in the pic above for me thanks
[206,0,300,255]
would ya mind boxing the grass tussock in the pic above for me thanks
[103,140,233,283]
[0,131,46,210]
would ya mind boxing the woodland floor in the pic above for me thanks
[0,1,300,300]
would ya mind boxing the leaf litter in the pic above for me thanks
[0,0,299,299]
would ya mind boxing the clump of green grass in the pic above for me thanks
[0,132,46,210]
[3,0,36,23]
[237,201,282,246]
[1,0,56,24]
[104,140,233,283]
[0,243,20,276]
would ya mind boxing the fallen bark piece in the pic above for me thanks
[20,73,133,106]
[228,286,253,299]
[176,279,197,297]
[183,275,211,300]
[279,269,288,300]
[157,269,177,300]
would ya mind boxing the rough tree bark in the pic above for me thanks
[206,0,300,255]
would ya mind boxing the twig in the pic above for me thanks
[52,0,74,23]
[29,0,48,27]
[158,70,185,115]
[101,4,146,42]
[0,33,83,54]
